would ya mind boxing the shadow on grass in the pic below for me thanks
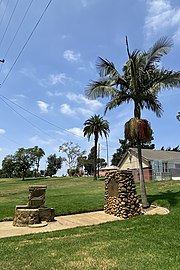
[148,190,180,207]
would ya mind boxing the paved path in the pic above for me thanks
[0,211,122,239]
[0,206,169,239]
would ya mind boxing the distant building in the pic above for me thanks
[99,166,119,177]
[118,148,180,181]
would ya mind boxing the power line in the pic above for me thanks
[0,0,53,88]
[0,0,20,49]
[3,0,34,59]
[0,94,86,139]
[0,96,59,141]
[0,0,10,30]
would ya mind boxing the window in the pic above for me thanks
[162,162,168,172]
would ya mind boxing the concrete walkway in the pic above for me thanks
[0,206,169,239]
[0,211,122,239]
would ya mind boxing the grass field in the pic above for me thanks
[0,177,180,270]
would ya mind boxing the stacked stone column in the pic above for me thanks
[104,170,141,218]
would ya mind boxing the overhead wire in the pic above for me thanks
[0,0,115,155]
[0,0,53,88]
[0,0,20,49]
[0,95,63,142]
[0,94,86,139]
[0,0,10,30]
[1,0,34,62]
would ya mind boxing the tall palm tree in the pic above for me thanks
[85,36,180,207]
[83,114,110,180]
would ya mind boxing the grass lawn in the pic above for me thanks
[0,177,180,270]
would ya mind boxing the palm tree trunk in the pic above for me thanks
[94,134,98,180]
[137,138,149,208]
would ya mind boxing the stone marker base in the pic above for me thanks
[13,207,55,227]
[13,209,40,227]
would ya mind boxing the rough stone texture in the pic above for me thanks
[28,185,47,208]
[13,209,40,227]
[13,185,55,227]
[104,170,141,218]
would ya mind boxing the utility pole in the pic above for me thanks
[106,137,109,167]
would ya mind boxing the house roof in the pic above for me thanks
[131,148,180,161]
[99,166,119,171]
[118,148,180,168]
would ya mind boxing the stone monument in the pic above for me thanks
[13,185,55,227]
[104,170,141,218]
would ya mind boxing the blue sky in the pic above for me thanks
[0,0,179,175]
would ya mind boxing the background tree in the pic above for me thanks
[59,142,85,176]
[14,148,36,180]
[177,112,180,121]
[83,114,109,180]
[85,36,180,207]
[1,155,15,178]
[45,154,63,177]
[161,145,180,151]
[32,146,45,177]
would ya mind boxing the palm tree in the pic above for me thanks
[85,36,180,207]
[83,114,110,180]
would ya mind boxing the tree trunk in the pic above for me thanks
[137,138,149,208]
[94,134,98,180]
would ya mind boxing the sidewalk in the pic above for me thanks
[0,211,122,239]
[0,206,169,239]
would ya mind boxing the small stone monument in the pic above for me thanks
[104,170,141,218]
[13,185,55,227]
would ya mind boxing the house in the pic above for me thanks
[118,148,180,181]
[99,166,119,177]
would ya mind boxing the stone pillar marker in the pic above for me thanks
[13,185,55,227]
[104,170,141,218]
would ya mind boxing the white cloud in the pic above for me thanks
[37,101,49,113]
[63,50,81,62]
[144,0,180,43]
[60,104,75,116]
[30,135,54,145]
[76,107,93,116]
[49,73,67,85]
[39,73,77,88]
[67,127,83,137]
[66,93,103,111]
[47,90,62,97]
[0,129,6,135]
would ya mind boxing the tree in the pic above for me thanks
[85,36,180,207]
[14,148,36,180]
[177,112,180,121]
[32,146,45,177]
[1,155,15,178]
[59,142,85,175]
[83,114,110,180]
[161,145,180,151]
[45,154,63,177]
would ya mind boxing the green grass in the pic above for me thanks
[0,177,180,270]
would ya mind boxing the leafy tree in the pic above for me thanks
[14,148,36,180]
[85,36,180,207]
[32,146,45,177]
[1,155,15,178]
[45,154,63,177]
[161,145,180,151]
[177,112,180,121]
[83,115,110,180]
[59,142,85,175]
